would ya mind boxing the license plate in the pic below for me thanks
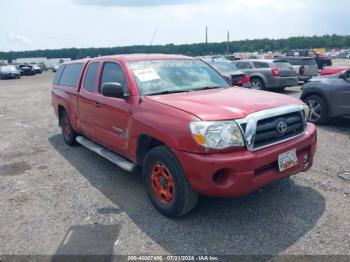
[278,149,298,172]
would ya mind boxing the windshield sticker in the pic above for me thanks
[133,68,160,82]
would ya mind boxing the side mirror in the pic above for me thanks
[101,82,126,99]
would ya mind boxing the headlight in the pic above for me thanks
[190,121,245,149]
[303,103,310,123]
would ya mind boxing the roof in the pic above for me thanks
[232,59,274,63]
[96,53,194,62]
[62,54,195,65]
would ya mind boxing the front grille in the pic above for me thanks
[253,112,304,150]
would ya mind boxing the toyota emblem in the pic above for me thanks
[276,120,288,135]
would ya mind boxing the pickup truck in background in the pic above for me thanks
[52,54,317,217]
[286,50,332,69]
[279,57,319,82]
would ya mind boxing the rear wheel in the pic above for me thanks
[143,146,198,218]
[60,111,78,146]
[305,95,329,124]
[250,77,265,90]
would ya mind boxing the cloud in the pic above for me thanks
[8,33,32,45]
[74,0,205,7]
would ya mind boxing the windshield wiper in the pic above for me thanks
[145,89,188,96]
[189,86,225,92]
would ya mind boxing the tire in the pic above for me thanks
[250,77,265,90]
[143,146,198,218]
[60,111,78,146]
[305,95,329,124]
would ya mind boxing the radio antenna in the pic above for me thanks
[139,26,159,104]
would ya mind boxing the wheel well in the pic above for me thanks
[57,105,66,126]
[301,92,331,114]
[250,76,265,85]
[137,135,165,165]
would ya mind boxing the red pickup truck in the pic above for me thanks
[52,54,317,217]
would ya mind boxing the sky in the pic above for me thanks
[0,0,349,51]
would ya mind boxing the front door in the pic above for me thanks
[93,61,131,157]
[332,70,350,116]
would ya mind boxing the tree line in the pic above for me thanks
[1,34,350,62]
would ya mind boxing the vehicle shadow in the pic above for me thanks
[319,117,350,136]
[49,134,325,255]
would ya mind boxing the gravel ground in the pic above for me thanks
[0,63,349,256]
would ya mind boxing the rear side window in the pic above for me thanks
[100,62,128,93]
[253,62,269,68]
[303,59,317,66]
[286,59,301,65]
[53,65,65,85]
[236,62,252,69]
[59,63,83,88]
[274,62,292,69]
[83,62,99,92]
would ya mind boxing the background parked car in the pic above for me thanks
[52,64,60,73]
[18,64,36,76]
[280,57,319,82]
[38,62,47,71]
[286,50,332,69]
[204,58,251,87]
[232,59,298,90]
[31,64,42,74]
[0,65,21,79]
[320,66,350,76]
[301,69,350,124]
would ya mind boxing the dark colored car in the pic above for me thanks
[286,50,332,69]
[203,59,251,87]
[233,59,298,90]
[0,65,21,79]
[18,64,36,76]
[301,69,350,124]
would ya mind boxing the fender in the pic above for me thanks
[300,84,333,116]
[126,99,204,162]
[249,73,268,86]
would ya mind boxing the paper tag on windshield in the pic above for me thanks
[133,68,160,82]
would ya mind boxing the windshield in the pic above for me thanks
[128,59,229,95]
[207,61,239,74]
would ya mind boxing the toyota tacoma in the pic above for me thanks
[52,54,317,217]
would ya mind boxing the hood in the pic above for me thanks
[145,87,303,120]
[309,74,340,83]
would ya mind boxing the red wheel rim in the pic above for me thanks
[63,116,71,139]
[150,162,174,203]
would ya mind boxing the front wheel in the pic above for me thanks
[143,146,198,218]
[305,95,329,124]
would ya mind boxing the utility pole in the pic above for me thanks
[226,31,230,55]
[205,26,208,44]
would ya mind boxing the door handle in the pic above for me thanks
[93,101,101,108]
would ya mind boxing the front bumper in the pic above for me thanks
[174,123,317,197]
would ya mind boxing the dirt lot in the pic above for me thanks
[0,64,350,256]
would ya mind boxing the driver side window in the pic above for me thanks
[100,62,129,95]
